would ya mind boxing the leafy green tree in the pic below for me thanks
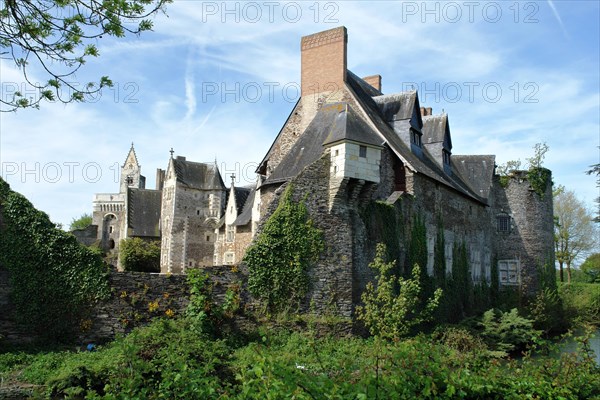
[69,212,92,230]
[580,253,600,283]
[479,308,541,356]
[586,161,600,223]
[0,0,171,111]
[357,243,442,340]
[119,237,161,273]
[245,185,323,313]
[554,186,597,283]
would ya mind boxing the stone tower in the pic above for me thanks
[120,143,146,193]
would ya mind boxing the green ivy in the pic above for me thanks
[0,178,109,341]
[245,185,324,313]
[407,213,427,278]
[361,201,401,265]
[433,215,446,289]
[527,167,552,198]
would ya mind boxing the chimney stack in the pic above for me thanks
[420,107,433,117]
[362,75,382,92]
[156,168,165,190]
[301,26,347,96]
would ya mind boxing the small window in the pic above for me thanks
[109,226,113,233]
[359,145,367,158]
[226,225,235,242]
[443,150,451,165]
[108,239,115,249]
[206,235,210,242]
[333,165,338,173]
[224,252,235,265]
[126,175,133,185]
[410,129,422,147]
[334,149,339,156]
[497,214,511,233]
[498,260,520,286]
[197,209,200,216]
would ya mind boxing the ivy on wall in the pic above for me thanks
[407,213,427,278]
[0,178,110,341]
[361,201,402,269]
[244,185,324,313]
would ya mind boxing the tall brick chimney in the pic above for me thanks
[301,26,347,96]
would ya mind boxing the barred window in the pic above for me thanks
[497,214,511,232]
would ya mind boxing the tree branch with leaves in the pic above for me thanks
[0,0,171,111]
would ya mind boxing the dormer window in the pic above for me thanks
[410,128,422,147]
[443,150,451,166]
[126,175,133,185]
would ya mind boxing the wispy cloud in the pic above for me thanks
[546,0,569,38]
[184,44,197,120]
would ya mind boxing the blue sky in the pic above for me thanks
[0,0,599,229]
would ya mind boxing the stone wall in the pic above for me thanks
[0,267,247,345]
[71,224,99,247]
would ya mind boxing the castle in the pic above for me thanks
[82,27,554,316]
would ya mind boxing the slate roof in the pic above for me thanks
[172,159,225,190]
[259,71,493,205]
[232,186,252,215]
[234,187,256,226]
[422,114,452,149]
[345,72,488,205]
[263,102,382,186]
[127,188,162,238]
[452,155,496,199]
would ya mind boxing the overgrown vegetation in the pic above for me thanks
[497,142,552,197]
[119,237,161,273]
[0,178,109,341]
[357,244,442,340]
[69,213,93,231]
[245,184,324,313]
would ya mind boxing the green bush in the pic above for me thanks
[356,243,442,340]
[559,282,600,325]
[119,237,161,273]
[478,308,541,356]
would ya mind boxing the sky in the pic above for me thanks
[0,0,599,230]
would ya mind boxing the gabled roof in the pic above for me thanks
[452,155,496,199]
[422,114,452,150]
[127,188,161,237]
[234,187,256,226]
[322,103,384,147]
[172,159,225,190]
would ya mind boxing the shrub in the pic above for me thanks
[356,243,442,340]
[119,237,161,273]
[478,308,541,356]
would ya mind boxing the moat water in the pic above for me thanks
[557,328,600,364]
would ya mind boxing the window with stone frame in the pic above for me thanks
[224,252,235,265]
[497,213,511,233]
[359,145,367,158]
[226,224,235,242]
[498,259,520,286]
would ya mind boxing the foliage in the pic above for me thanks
[2,321,599,399]
[0,0,171,111]
[478,308,541,356]
[581,253,600,282]
[119,237,161,273]
[558,282,600,326]
[528,287,566,335]
[245,185,324,313]
[0,177,109,341]
[586,162,600,223]
[357,243,442,340]
[69,213,92,231]
[554,186,597,283]
[433,215,446,288]
[407,213,427,277]
[185,269,240,336]
[362,200,402,264]
[496,142,552,196]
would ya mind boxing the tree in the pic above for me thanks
[1,0,170,112]
[586,160,600,223]
[69,212,92,230]
[554,186,597,283]
[119,237,161,272]
[580,253,600,283]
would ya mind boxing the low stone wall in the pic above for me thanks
[0,266,248,345]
